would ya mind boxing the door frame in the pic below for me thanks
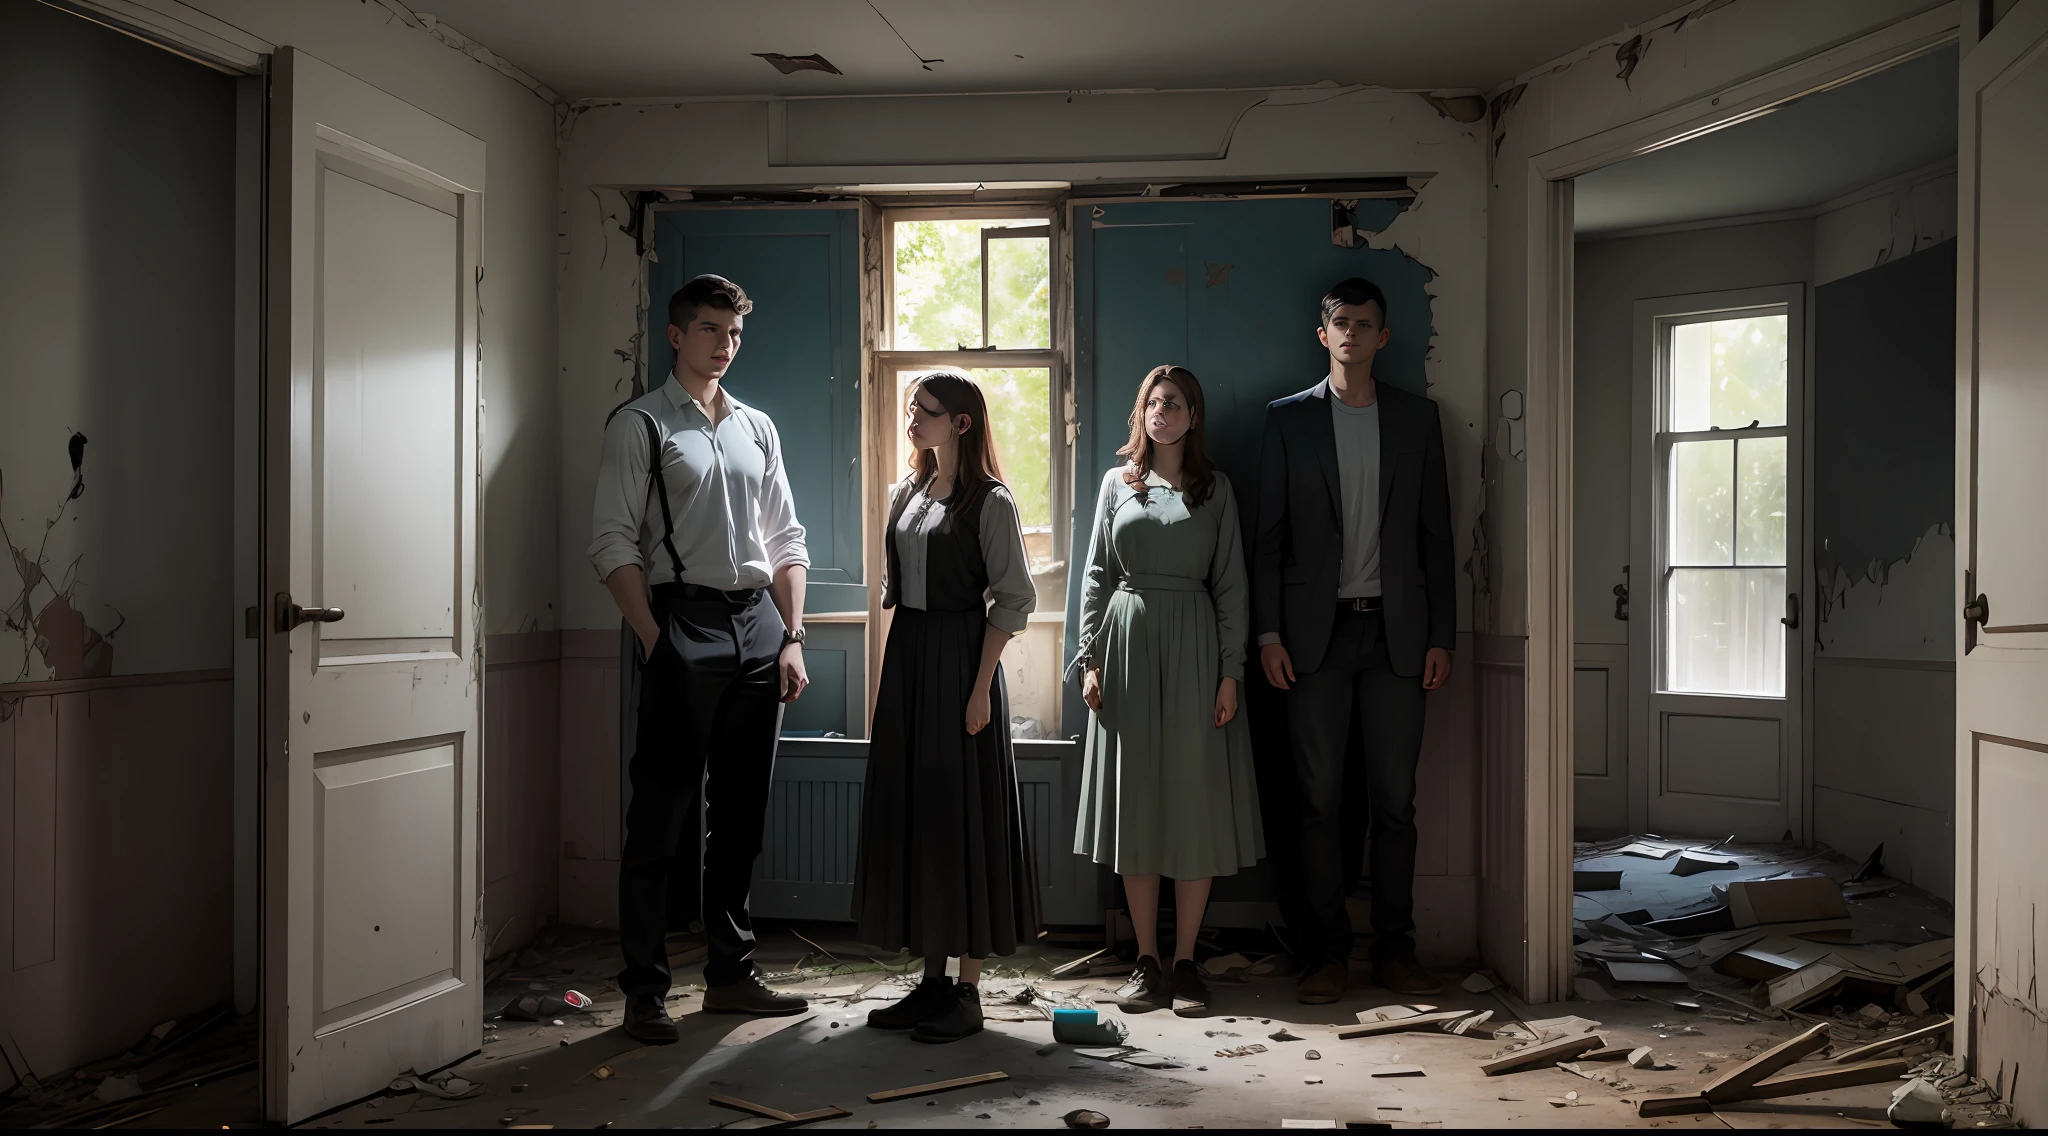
[1519,3,1967,1002]
[42,0,277,1059]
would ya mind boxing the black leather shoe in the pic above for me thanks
[1171,959,1211,1017]
[867,976,955,1030]
[702,972,809,1016]
[910,982,984,1044]
[622,994,678,1045]
[1116,955,1171,1014]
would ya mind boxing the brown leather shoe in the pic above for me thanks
[1295,961,1347,1005]
[1372,955,1443,995]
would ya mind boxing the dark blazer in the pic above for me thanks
[1252,379,1455,677]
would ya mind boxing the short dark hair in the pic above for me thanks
[668,274,753,328]
[1320,277,1387,326]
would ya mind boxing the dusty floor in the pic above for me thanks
[8,833,1980,1129]
[213,924,1909,1131]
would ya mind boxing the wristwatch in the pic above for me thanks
[781,626,807,648]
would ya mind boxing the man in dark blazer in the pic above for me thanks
[1254,277,1455,1003]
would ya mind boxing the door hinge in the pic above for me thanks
[1781,591,1800,631]
[244,606,260,639]
[274,592,346,633]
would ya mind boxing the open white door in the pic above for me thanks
[1956,4,2048,1122]
[261,48,484,1123]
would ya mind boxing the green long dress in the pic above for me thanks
[1072,465,1265,880]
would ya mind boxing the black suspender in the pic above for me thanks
[608,405,686,582]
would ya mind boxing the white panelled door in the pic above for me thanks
[1956,5,2048,1118]
[263,48,483,1123]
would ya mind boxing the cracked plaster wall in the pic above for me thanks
[554,87,1491,633]
[1,0,236,683]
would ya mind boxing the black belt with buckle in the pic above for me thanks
[1338,596,1384,613]
[660,582,764,608]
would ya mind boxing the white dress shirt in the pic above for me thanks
[587,374,808,591]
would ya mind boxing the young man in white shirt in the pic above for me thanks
[588,275,812,1043]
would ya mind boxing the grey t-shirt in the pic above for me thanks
[1332,396,1383,599]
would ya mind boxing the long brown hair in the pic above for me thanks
[905,370,1007,528]
[1118,365,1217,508]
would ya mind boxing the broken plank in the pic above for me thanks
[1726,1057,1912,1102]
[1336,1010,1473,1039]
[866,1072,1009,1103]
[1637,1094,1712,1118]
[1829,1017,1953,1065]
[1478,1032,1607,1076]
[710,1094,798,1122]
[1700,1023,1830,1102]
[768,1107,854,1128]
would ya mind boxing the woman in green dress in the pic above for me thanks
[1073,365,1265,1017]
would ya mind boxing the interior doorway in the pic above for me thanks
[1554,39,1961,1019]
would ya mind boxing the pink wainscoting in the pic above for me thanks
[0,675,232,1086]
[1411,631,1482,964]
[557,630,621,930]
[484,633,564,960]
[1477,635,1529,993]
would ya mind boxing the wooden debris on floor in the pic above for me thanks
[1700,1023,1830,1101]
[1335,1010,1470,1039]
[1636,1057,1911,1117]
[1828,1014,1953,1064]
[708,1093,851,1126]
[867,1072,1009,1103]
[1478,1032,1607,1075]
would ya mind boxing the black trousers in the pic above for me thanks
[618,584,785,995]
[1285,607,1428,966]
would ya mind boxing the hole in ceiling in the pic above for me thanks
[754,53,842,75]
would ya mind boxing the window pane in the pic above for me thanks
[1666,567,1786,696]
[1736,436,1787,566]
[986,235,1050,349]
[974,367,1051,528]
[892,218,1044,350]
[1668,314,1788,431]
[1669,439,1733,566]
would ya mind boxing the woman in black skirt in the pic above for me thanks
[853,370,1041,1044]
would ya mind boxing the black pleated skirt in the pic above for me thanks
[851,605,1041,959]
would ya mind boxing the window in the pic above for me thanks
[1656,310,1791,697]
[875,210,1069,736]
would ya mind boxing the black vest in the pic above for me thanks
[882,478,993,614]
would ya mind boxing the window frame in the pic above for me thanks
[863,204,1074,733]
[1641,287,1805,701]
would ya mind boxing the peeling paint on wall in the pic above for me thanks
[1816,524,1952,660]
[1,448,124,682]
[368,0,562,108]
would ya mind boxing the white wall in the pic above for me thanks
[181,0,564,640]
[1,0,236,682]
[1571,217,1819,646]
